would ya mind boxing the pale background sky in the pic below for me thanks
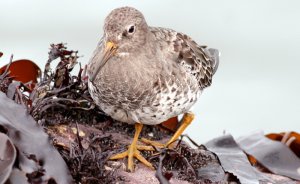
[1,0,299,143]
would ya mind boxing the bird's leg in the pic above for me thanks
[165,112,194,146]
[110,123,154,172]
[142,112,195,148]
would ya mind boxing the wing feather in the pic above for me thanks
[150,27,219,89]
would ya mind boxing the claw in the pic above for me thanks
[110,123,155,172]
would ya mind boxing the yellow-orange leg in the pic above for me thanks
[110,123,155,172]
[142,112,195,148]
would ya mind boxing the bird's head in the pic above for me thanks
[103,7,149,55]
[88,7,149,82]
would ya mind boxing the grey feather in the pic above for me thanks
[208,48,220,75]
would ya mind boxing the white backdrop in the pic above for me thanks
[1,0,300,143]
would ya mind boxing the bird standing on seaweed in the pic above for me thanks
[87,6,219,172]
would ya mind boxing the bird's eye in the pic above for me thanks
[128,25,135,34]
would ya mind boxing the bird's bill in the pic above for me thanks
[90,41,117,82]
[101,41,117,65]
[105,41,117,52]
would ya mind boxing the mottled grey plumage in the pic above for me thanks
[87,7,219,125]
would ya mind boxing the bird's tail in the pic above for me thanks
[208,48,220,75]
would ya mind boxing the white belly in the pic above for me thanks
[90,82,201,125]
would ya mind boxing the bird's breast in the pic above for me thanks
[89,56,156,110]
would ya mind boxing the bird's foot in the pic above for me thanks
[110,143,155,172]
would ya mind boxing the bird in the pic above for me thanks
[87,6,219,172]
